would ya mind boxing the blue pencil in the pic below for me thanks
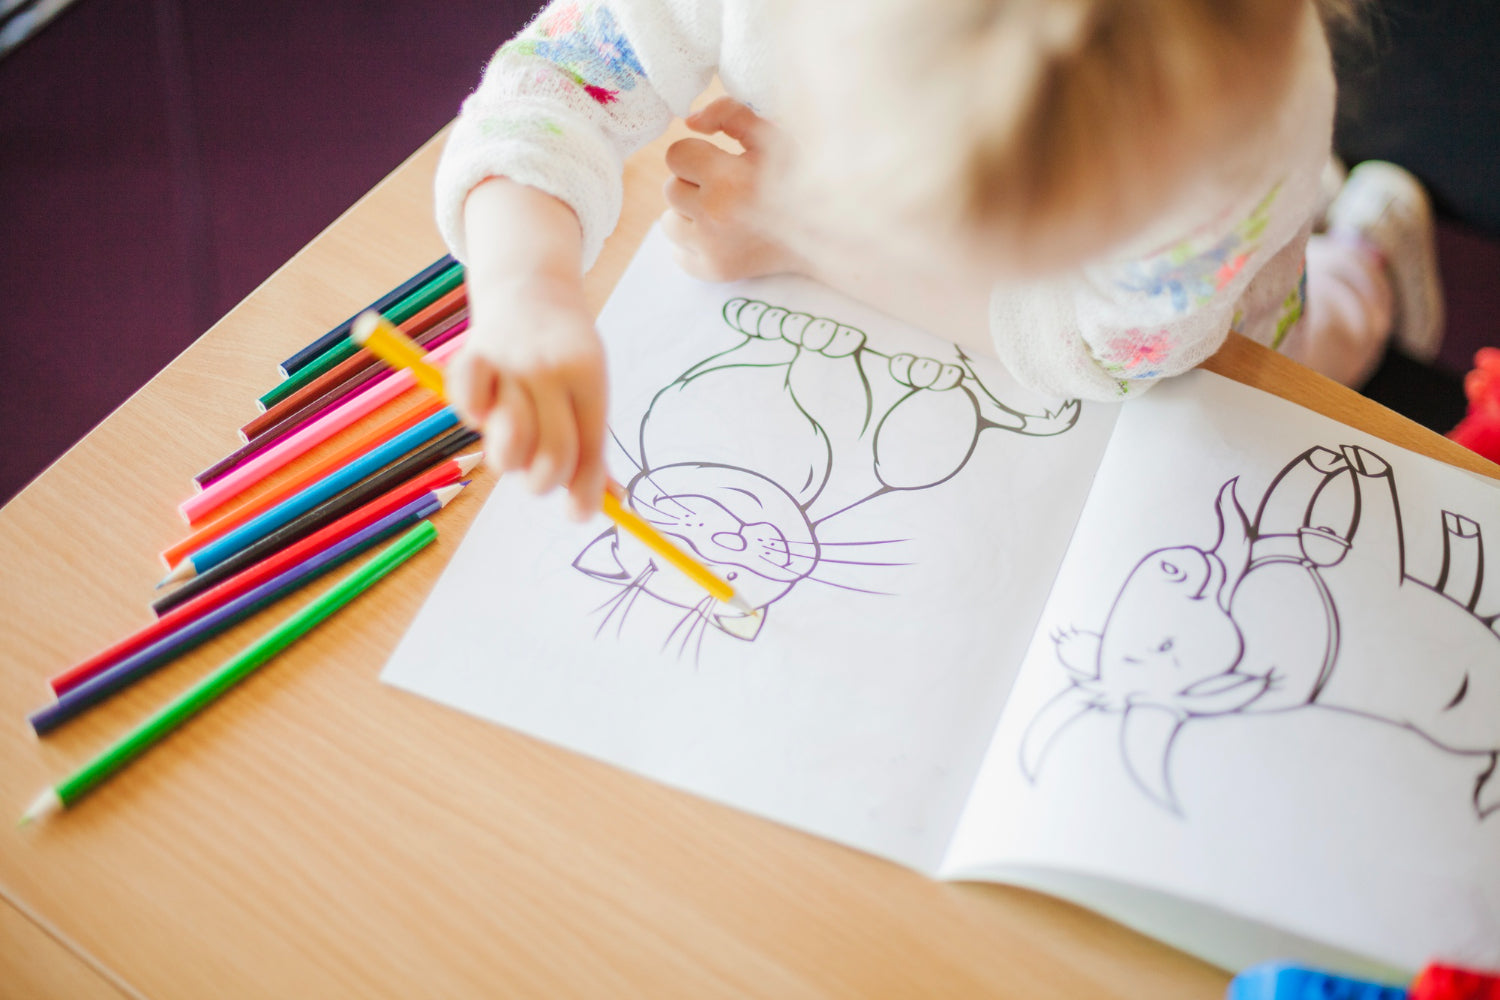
[33,491,456,734]
[159,407,459,586]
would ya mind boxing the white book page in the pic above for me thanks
[382,227,1117,872]
[943,371,1500,970]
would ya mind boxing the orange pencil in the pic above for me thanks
[162,396,444,562]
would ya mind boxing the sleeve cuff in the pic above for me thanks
[433,98,625,272]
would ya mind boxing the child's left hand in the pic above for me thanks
[661,97,806,282]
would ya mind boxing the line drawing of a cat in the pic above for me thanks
[574,296,1082,658]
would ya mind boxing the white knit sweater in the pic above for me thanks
[435,0,1335,401]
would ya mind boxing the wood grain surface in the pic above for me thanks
[3,115,1493,999]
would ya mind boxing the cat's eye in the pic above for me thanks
[726,571,738,580]
[1158,638,1174,652]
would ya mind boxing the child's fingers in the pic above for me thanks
[567,379,609,521]
[686,96,773,151]
[664,137,732,186]
[659,207,697,247]
[525,379,579,495]
[488,378,538,473]
[446,349,499,428]
[663,176,703,220]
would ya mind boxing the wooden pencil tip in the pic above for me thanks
[433,483,465,507]
[455,451,484,476]
[727,594,757,616]
[349,310,380,346]
[19,788,60,826]
[156,561,194,589]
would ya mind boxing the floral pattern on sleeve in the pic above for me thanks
[503,2,647,106]
[1272,259,1308,350]
[1095,328,1173,383]
[1114,183,1281,313]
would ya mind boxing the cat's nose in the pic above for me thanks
[711,531,748,552]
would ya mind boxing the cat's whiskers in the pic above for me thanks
[593,564,654,638]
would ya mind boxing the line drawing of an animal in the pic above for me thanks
[1019,443,1500,819]
[573,296,1081,657]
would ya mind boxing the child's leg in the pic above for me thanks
[1280,233,1394,387]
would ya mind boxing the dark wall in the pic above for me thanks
[0,0,534,504]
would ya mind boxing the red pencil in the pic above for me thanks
[49,453,482,697]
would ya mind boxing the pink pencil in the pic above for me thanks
[179,334,466,523]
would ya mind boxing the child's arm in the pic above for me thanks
[435,2,722,514]
[446,177,606,521]
[436,1,720,269]
[992,170,1324,403]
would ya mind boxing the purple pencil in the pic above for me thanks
[30,488,458,735]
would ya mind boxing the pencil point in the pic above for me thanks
[156,561,195,589]
[350,310,380,346]
[19,788,61,826]
[455,451,484,476]
[727,594,757,616]
[433,483,465,507]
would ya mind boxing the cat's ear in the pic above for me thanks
[573,530,630,581]
[714,607,767,641]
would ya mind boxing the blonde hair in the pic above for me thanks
[775,0,1316,265]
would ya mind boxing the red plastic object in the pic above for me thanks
[1448,347,1500,463]
[1410,963,1500,1000]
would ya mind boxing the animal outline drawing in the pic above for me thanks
[1020,443,1500,819]
[574,296,1081,655]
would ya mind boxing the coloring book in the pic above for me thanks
[382,227,1499,974]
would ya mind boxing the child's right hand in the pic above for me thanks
[448,177,609,522]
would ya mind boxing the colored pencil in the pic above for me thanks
[156,426,480,615]
[227,314,467,467]
[200,313,461,489]
[33,490,460,734]
[169,397,443,557]
[20,522,437,824]
[260,264,465,411]
[244,299,467,443]
[198,303,469,490]
[163,407,460,586]
[179,333,466,524]
[350,311,755,615]
[58,466,478,697]
[280,254,455,377]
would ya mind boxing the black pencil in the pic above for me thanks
[279,254,455,378]
[153,426,480,615]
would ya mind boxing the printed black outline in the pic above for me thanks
[574,296,1082,656]
[1019,444,1500,820]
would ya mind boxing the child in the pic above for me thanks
[436,0,1439,520]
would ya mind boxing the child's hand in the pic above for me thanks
[661,97,806,282]
[451,178,609,522]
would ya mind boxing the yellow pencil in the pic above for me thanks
[351,311,755,615]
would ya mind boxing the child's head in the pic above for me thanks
[774,0,1319,277]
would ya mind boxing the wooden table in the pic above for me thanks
[4,118,1494,1000]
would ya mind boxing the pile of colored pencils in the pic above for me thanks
[23,256,478,822]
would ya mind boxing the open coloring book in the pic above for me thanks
[382,227,1500,975]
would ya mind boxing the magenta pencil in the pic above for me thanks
[178,333,466,523]
[198,316,471,489]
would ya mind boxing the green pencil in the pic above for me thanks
[257,265,466,410]
[20,521,437,824]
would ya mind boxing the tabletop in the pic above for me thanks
[3,114,1495,1000]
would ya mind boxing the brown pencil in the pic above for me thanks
[239,285,468,443]
[238,310,468,451]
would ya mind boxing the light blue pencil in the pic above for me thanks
[158,407,458,586]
